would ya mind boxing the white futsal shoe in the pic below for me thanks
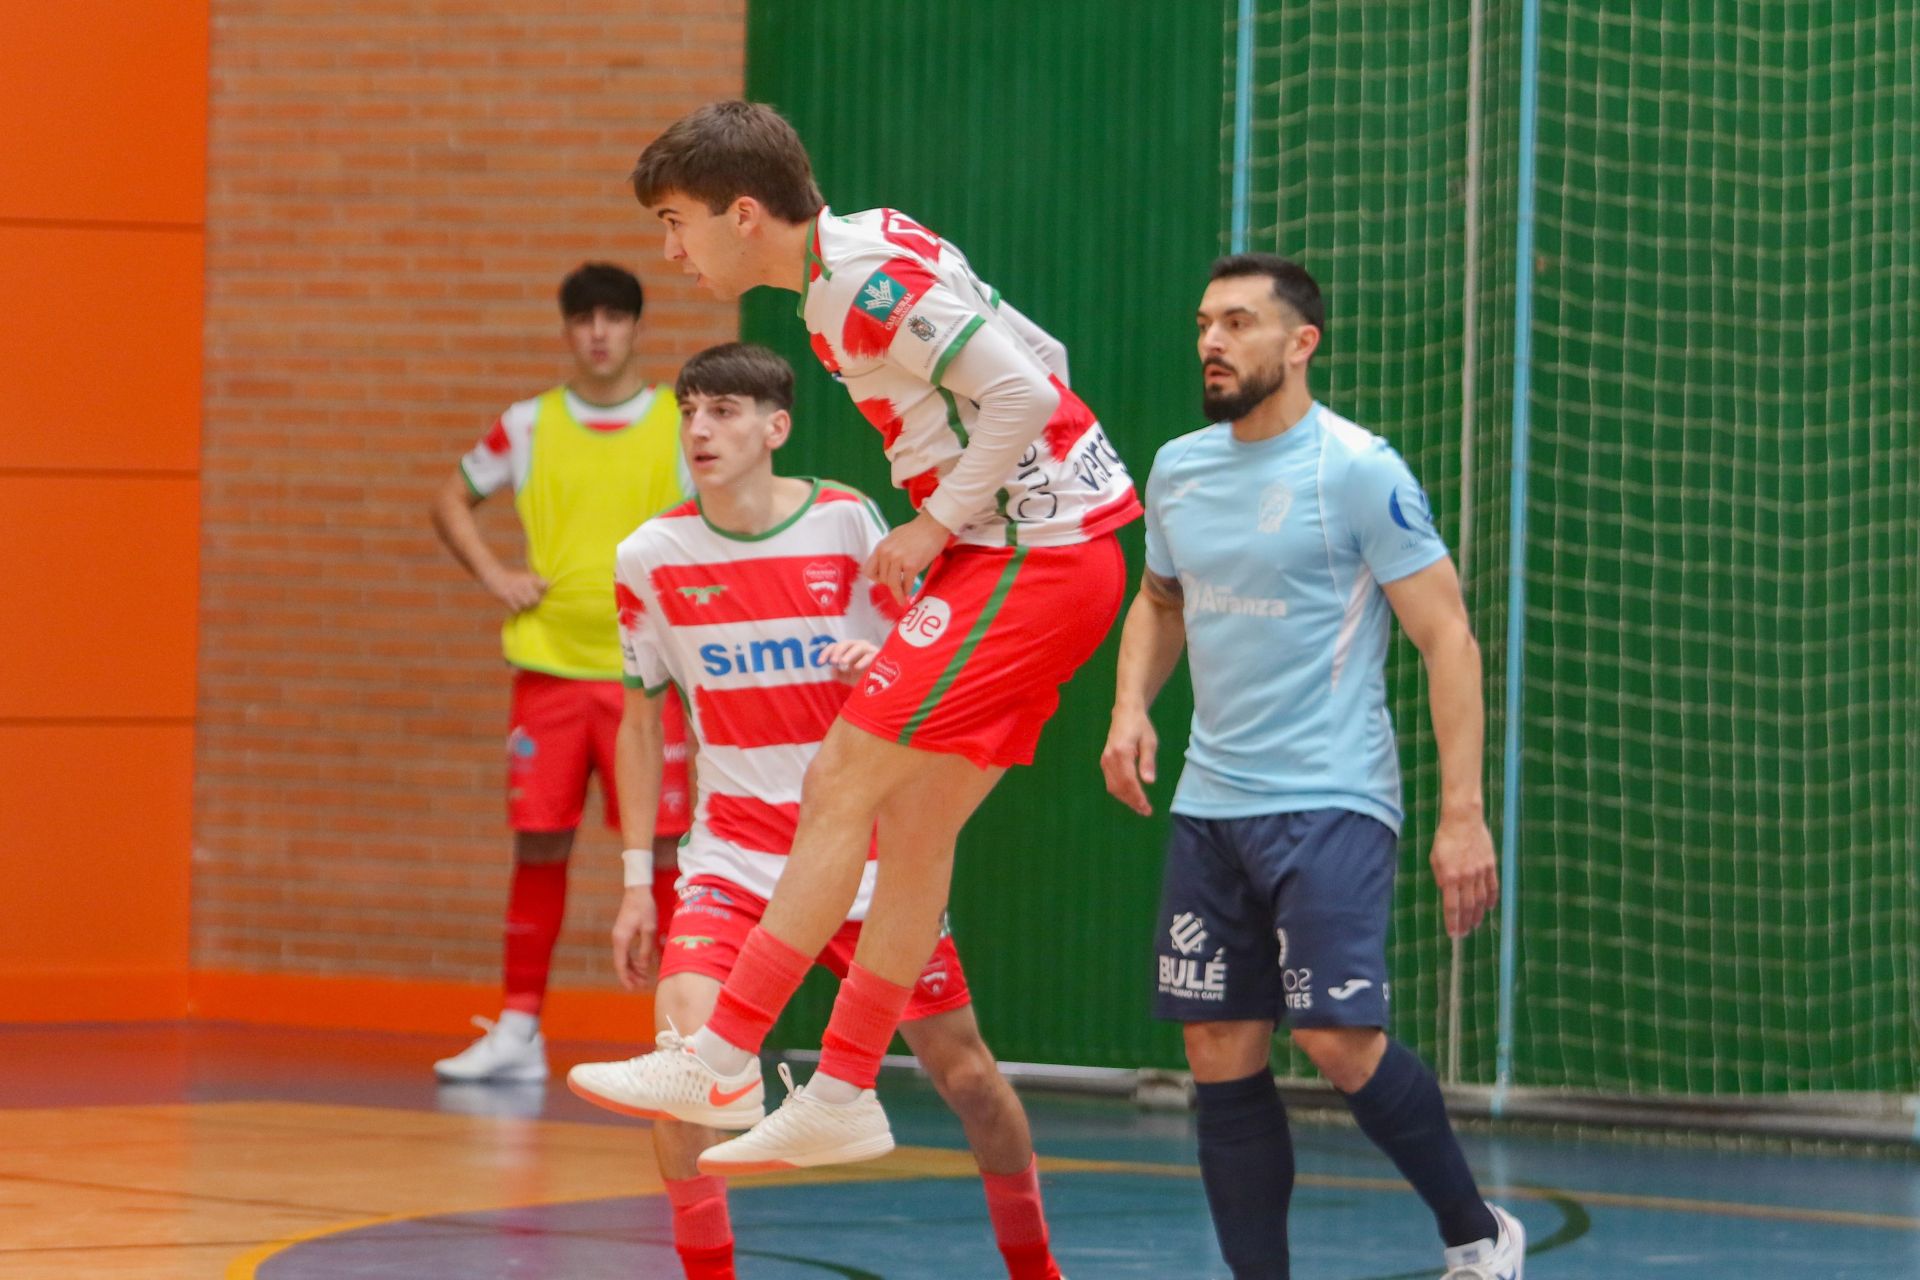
[433,1014,548,1083]
[1441,1203,1526,1280]
[567,1029,766,1129]
[697,1064,895,1174]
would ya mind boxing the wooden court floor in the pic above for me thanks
[3,1024,1917,1278]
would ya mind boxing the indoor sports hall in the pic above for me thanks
[3,3,1915,1278]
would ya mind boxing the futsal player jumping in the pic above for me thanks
[570,100,1139,1175]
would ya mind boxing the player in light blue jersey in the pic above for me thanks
[1100,255,1525,1280]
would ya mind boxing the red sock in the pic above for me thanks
[666,1175,735,1280]
[501,860,567,1015]
[704,927,813,1054]
[816,963,914,1089]
[983,1158,1062,1280]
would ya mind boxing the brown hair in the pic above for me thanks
[631,101,825,224]
[673,342,796,411]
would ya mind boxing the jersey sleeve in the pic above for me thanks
[1143,448,1176,580]
[457,401,534,497]
[1343,443,1450,584]
[833,253,989,388]
[613,544,671,693]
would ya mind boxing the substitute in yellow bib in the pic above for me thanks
[428,262,692,1083]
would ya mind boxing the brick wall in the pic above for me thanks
[195,1,742,999]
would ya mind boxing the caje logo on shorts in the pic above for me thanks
[897,596,952,648]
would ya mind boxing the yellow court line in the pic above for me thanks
[225,1144,986,1278]
[229,1146,1920,1276]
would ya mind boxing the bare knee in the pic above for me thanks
[514,830,574,866]
[908,1017,1011,1119]
[1183,1020,1275,1083]
[929,1046,1007,1119]
[800,729,888,823]
[1290,1026,1387,1093]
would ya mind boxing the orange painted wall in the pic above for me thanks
[0,1,207,1019]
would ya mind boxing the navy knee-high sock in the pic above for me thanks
[1194,1071,1293,1280]
[1342,1040,1498,1247]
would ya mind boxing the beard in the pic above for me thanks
[1201,359,1287,422]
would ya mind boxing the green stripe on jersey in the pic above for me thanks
[930,315,985,388]
[898,547,1028,745]
[936,387,970,447]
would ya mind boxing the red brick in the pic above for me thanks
[198,0,741,985]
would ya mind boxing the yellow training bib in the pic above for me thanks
[503,386,686,679]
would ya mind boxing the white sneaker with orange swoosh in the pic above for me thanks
[567,1029,765,1129]
[697,1064,895,1174]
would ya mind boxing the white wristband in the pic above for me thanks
[621,848,654,888]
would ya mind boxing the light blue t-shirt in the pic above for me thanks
[1143,403,1449,832]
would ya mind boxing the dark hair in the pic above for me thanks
[1209,254,1326,344]
[631,100,825,224]
[674,342,795,411]
[558,262,644,318]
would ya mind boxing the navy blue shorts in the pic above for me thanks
[1152,809,1396,1028]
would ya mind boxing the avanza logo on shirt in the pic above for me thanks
[1179,572,1288,618]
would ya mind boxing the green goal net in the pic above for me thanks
[1232,0,1920,1098]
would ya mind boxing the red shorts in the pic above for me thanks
[840,534,1127,769]
[659,876,972,1020]
[506,670,690,837]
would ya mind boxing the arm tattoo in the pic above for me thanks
[1141,569,1183,608]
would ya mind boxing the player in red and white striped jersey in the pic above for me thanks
[599,100,1130,1194]
[570,344,1067,1280]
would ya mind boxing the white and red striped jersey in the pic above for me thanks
[800,206,1141,549]
[613,479,901,916]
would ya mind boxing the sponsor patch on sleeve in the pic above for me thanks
[841,257,938,358]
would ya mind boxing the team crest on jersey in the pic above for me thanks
[803,560,845,609]
[918,959,950,997]
[863,656,902,695]
[1258,481,1295,533]
[908,315,937,342]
